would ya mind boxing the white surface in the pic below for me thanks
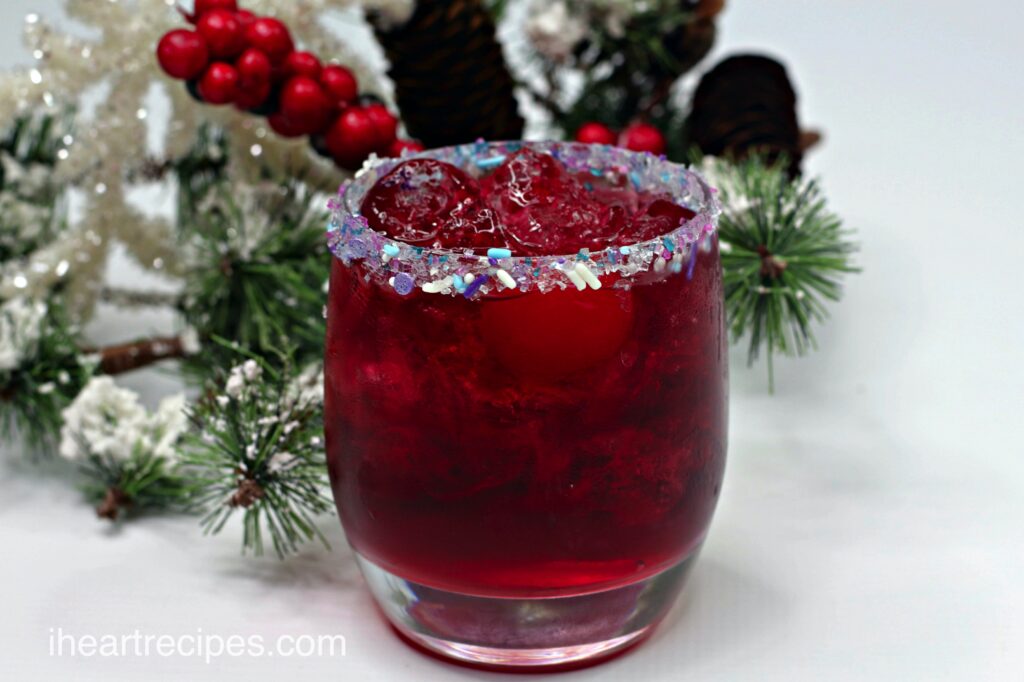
[2,1,1024,680]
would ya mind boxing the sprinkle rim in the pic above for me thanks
[327,140,721,297]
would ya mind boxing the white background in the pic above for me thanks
[2,1,1023,680]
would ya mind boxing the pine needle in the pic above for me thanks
[706,156,859,390]
[178,347,332,559]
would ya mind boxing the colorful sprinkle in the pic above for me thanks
[476,155,506,169]
[382,244,400,257]
[686,242,699,280]
[392,273,414,295]
[421,276,454,294]
[343,214,368,234]
[495,269,517,289]
[487,248,512,259]
[348,238,368,259]
[564,267,586,291]
[463,274,488,298]
[574,262,602,290]
[701,233,714,253]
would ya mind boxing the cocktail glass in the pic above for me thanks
[324,141,726,668]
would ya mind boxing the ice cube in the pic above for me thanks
[362,159,480,244]
[630,199,697,242]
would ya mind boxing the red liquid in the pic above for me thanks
[325,152,727,597]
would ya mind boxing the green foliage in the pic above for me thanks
[560,83,690,160]
[178,176,331,372]
[711,156,859,389]
[0,110,71,166]
[78,449,188,520]
[173,124,230,219]
[179,346,331,558]
[529,1,693,152]
[0,112,72,262]
[0,300,93,452]
[575,3,692,98]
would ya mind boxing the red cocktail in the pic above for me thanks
[324,141,725,667]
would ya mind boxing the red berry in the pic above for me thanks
[236,9,256,26]
[280,76,332,134]
[387,138,425,157]
[197,62,240,105]
[193,0,237,18]
[244,18,294,64]
[619,122,666,155]
[364,104,398,151]
[326,107,378,170]
[196,9,245,59]
[575,122,617,145]
[235,48,271,89]
[320,65,358,105]
[268,64,290,85]
[285,51,322,79]
[156,30,209,80]
[268,112,306,138]
[234,80,271,110]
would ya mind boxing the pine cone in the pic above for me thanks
[668,16,716,76]
[695,0,726,20]
[371,0,524,148]
[664,0,726,76]
[688,55,803,175]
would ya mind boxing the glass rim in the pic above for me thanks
[326,140,721,298]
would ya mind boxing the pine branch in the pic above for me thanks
[178,347,331,559]
[86,335,191,376]
[1,109,74,168]
[704,155,859,390]
[99,286,180,309]
[60,378,189,520]
[167,124,232,227]
[79,449,188,521]
[537,1,701,136]
[178,175,330,372]
[515,75,567,121]
[0,298,93,451]
[1,111,72,263]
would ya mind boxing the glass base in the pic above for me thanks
[355,550,699,669]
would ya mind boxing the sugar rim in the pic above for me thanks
[326,140,721,298]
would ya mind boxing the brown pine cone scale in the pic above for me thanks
[689,55,804,175]
[372,0,524,148]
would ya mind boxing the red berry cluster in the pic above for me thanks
[574,121,667,156]
[156,0,423,170]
